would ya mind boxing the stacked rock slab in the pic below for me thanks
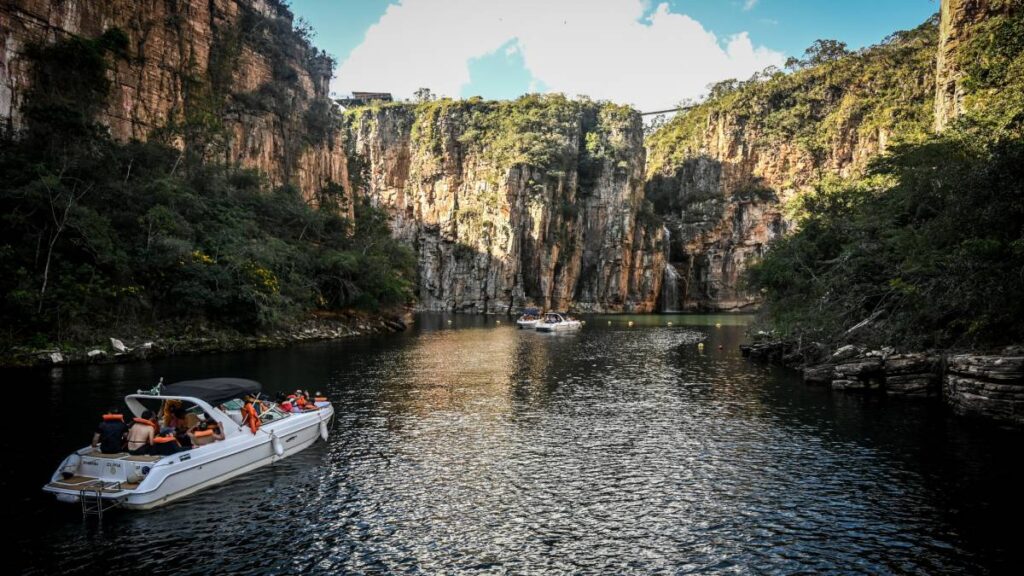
[799,347,943,396]
[945,351,1024,424]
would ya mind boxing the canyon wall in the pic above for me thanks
[1,1,660,313]
[645,16,940,311]
[647,0,1020,312]
[1,0,349,208]
[341,98,664,313]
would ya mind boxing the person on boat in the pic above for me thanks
[127,410,158,455]
[150,431,185,456]
[313,392,330,408]
[161,399,183,428]
[275,392,293,413]
[241,396,261,434]
[92,407,128,454]
[187,420,225,447]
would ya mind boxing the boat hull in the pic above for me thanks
[535,321,582,332]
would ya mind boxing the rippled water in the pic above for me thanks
[5,314,1022,574]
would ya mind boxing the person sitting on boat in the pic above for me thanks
[313,392,330,408]
[241,396,261,434]
[161,399,183,428]
[150,430,185,456]
[187,420,224,447]
[127,410,158,455]
[92,407,128,454]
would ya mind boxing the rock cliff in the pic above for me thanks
[646,16,939,311]
[341,97,664,313]
[1,0,348,207]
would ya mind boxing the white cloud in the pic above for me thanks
[743,0,759,11]
[333,0,783,111]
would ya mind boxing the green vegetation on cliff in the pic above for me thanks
[646,16,939,180]
[0,31,413,347]
[747,7,1024,350]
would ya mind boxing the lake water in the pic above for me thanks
[5,314,1021,574]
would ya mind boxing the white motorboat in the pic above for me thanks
[43,378,333,510]
[535,312,583,332]
[516,307,542,329]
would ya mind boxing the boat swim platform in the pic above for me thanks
[47,476,140,492]
[87,451,162,462]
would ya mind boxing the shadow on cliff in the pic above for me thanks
[645,155,781,311]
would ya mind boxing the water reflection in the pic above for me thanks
[4,313,1022,574]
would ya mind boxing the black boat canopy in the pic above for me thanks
[522,307,540,315]
[160,378,262,405]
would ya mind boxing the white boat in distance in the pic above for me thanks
[535,312,583,332]
[43,378,333,510]
[516,307,542,329]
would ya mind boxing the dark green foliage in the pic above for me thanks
[747,129,1024,349]
[0,31,412,347]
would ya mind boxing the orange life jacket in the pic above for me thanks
[153,435,179,445]
[241,402,260,434]
[133,417,159,432]
[314,397,327,403]
[296,396,307,408]
[102,413,124,422]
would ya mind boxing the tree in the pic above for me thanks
[644,114,667,137]
[413,87,436,103]
[706,79,740,101]
[802,39,850,65]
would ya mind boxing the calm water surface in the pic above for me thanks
[5,314,1022,574]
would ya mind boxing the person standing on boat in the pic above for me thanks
[127,410,158,454]
[241,396,261,434]
[92,407,128,454]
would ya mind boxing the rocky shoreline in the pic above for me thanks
[741,340,1024,426]
[1,312,410,369]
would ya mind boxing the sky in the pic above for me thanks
[289,0,938,112]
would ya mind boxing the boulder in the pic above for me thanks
[831,344,864,362]
[86,349,105,359]
[803,364,836,385]
[833,357,883,378]
[884,353,941,396]
[110,338,130,353]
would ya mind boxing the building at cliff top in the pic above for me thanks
[336,92,394,109]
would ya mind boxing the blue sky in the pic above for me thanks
[290,0,938,110]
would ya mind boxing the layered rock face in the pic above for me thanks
[1,0,347,205]
[342,100,664,313]
[646,17,939,311]
[946,351,1024,425]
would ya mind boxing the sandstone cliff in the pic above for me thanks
[646,17,939,311]
[1,0,348,207]
[341,97,664,313]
